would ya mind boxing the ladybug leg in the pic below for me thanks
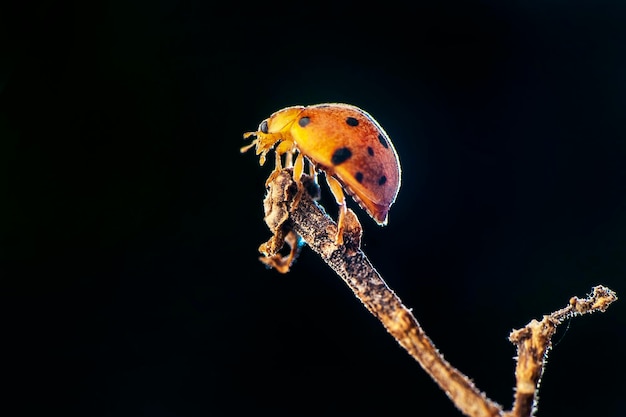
[293,152,304,181]
[264,152,283,186]
[284,151,293,168]
[308,160,318,185]
[325,174,347,245]
[291,152,305,208]
[265,140,293,186]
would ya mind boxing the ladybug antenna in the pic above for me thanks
[240,132,258,154]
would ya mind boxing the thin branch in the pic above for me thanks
[505,285,617,417]
[256,168,618,417]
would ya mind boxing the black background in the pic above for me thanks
[2,1,625,416]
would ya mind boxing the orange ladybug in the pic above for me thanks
[241,103,401,245]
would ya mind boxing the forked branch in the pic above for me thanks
[256,169,618,417]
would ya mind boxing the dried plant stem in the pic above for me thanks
[505,285,617,417]
[257,169,618,417]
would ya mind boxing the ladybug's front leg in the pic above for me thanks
[265,140,295,186]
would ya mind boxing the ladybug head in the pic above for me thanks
[265,105,305,134]
[241,106,305,165]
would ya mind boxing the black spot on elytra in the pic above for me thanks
[378,133,389,148]
[331,147,352,165]
[378,175,387,186]
[367,146,374,156]
[355,172,364,183]
[346,117,359,127]
[260,120,268,134]
[299,117,310,127]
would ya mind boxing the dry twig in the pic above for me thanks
[255,168,618,417]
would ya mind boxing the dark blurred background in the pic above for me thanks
[2,1,625,416]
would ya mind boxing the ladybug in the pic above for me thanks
[241,103,401,245]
